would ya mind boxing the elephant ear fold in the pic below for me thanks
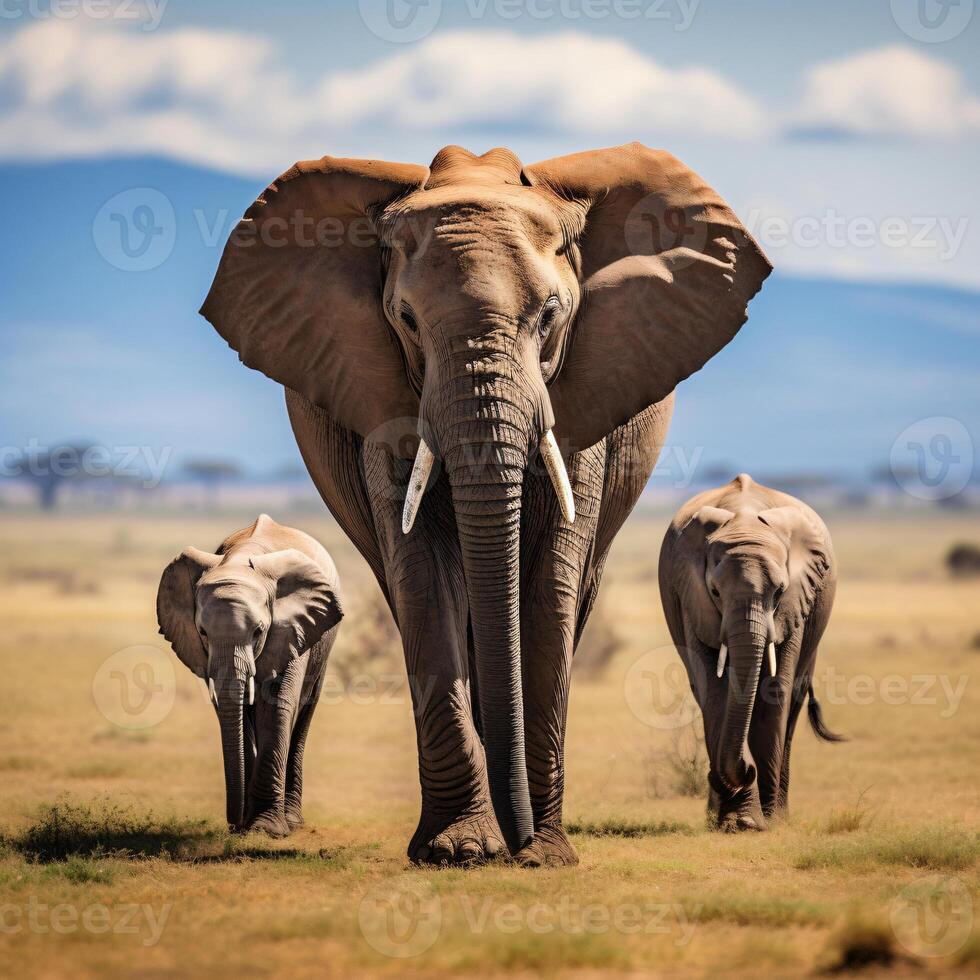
[671,506,735,641]
[686,506,735,538]
[759,507,832,628]
[157,547,222,678]
[525,143,771,453]
[250,549,343,656]
[200,156,429,444]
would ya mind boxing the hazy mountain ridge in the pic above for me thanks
[1,157,977,481]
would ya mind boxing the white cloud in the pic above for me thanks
[318,31,766,139]
[0,20,766,174]
[790,45,980,139]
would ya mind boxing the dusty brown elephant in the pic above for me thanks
[201,143,771,865]
[157,515,344,837]
[659,475,842,832]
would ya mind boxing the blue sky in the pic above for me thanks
[0,1,977,481]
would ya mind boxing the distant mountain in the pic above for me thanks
[2,157,978,484]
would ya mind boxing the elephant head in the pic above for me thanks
[200,143,770,852]
[157,548,342,829]
[675,501,831,796]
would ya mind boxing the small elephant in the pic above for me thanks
[157,514,343,836]
[659,474,842,831]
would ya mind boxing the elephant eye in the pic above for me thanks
[253,625,264,640]
[400,304,419,335]
[198,627,207,640]
[773,586,785,604]
[537,296,562,340]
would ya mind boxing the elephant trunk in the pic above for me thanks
[718,598,767,793]
[436,351,536,856]
[209,643,255,830]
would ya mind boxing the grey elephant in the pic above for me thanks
[200,142,771,865]
[157,515,343,836]
[659,474,842,831]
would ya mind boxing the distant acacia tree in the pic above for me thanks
[181,459,243,508]
[7,443,97,510]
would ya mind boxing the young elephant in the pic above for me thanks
[157,515,343,836]
[659,474,842,831]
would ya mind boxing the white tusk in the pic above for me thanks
[248,676,255,706]
[208,676,218,707]
[540,429,575,523]
[402,437,435,534]
[716,643,728,678]
[768,641,777,678]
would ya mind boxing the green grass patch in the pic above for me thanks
[796,827,978,872]
[9,799,224,862]
[42,855,119,884]
[688,894,832,928]
[566,818,696,839]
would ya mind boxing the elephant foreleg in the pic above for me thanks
[516,442,605,867]
[749,630,802,820]
[363,444,502,866]
[283,666,326,830]
[247,657,307,838]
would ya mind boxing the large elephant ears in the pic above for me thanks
[525,143,772,453]
[156,547,222,678]
[200,156,429,443]
[759,506,833,631]
[250,549,343,663]
[670,506,735,644]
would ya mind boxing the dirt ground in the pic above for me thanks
[0,507,977,977]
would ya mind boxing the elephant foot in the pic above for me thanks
[514,823,579,868]
[409,807,505,867]
[246,807,292,839]
[714,788,767,833]
[284,796,304,830]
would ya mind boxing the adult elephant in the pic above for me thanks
[201,143,771,866]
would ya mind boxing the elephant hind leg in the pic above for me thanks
[284,670,325,830]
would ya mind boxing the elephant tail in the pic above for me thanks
[807,682,846,743]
